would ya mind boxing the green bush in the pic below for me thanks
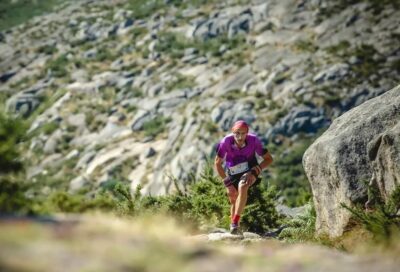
[126,0,166,19]
[279,202,316,242]
[0,111,27,174]
[294,40,318,53]
[142,116,172,137]
[155,31,248,64]
[46,54,69,78]
[268,138,313,207]
[165,74,196,92]
[137,162,280,232]
[0,0,64,31]
[242,181,280,233]
[37,44,58,55]
[0,178,36,215]
[341,185,400,244]
[316,0,400,22]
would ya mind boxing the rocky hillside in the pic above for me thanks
[1,0,399,197]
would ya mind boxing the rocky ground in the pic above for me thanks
[0,214,399,272]
[1,0,399,197]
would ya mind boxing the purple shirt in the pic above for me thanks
[216,133,266,175]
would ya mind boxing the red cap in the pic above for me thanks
[231,120,249,132]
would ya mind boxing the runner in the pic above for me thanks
[214,120,273,234]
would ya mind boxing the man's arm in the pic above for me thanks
[250,151,273,178]
[214,155,226,179]
[259,151,273,170]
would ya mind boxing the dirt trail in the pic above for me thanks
[0,214,398,272]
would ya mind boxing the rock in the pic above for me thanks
[122,18,134,28]
[66,149,80,160]
[276,204,309,218]
[303,85,400,238]
[190,7,256,41]
[75,151,96,170]
[211,101,256,131]
[313,63,350,84]
[147,83,164,97]
[67,113,86,128]
[140,147,156,163]
[69,175,89,193]
[367,122,400,204]
[0,70,17,83]
[0,32,5,43]
[6,94,40,117]
[184,47,198,56]
[339,85,386,114]
[212,65,255,96]
[83,48,98,59]
[71,69,89,82]
[266,105,330,141]
[43,130,62,155]
[111,59,124,70]
[130,110,152,131]
[66,81,102,93]
[116,77,134,89]
[207,232,243,241]
[227,10,253,38]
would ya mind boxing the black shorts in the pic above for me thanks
[224,172,261,190]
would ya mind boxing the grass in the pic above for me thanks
[0,0,66,31]
[294,39,318,53]
[125,0,218,19]
[165,74,196,92]
[45,54,69,78]
[142,116,172,137]
[316,0,400,22]
[154,31,249,65]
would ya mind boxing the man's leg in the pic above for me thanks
[226,185,238,220]
[234,182,250,218]
[232,174,256,226]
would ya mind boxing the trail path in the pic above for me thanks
[0,215,398,272]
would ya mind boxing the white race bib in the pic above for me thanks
[228,162,249,175]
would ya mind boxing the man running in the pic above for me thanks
[214,120,273,234]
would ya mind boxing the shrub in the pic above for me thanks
[143,162,280,233]
[142,116,172,137]
[279,202,316,242]
[0,177,36,215]
[165,74,196,92]
[294,39,318,53]
[0,0,63,31]
[268,138,313,207]
[341,185,400,244]
[242,181,280,233]
[126,0,166,19]
[0,111,27,174]
[45,54,69,78]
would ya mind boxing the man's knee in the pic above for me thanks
[227,188,238,203]
[238,181,250,193]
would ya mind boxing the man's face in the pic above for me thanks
[233,128,248,146]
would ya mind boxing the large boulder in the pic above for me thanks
[303,84,400,238]
[367,122,400,204]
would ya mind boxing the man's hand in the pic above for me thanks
[240,172,256,186]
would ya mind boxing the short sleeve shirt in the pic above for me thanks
[216,133,266,172]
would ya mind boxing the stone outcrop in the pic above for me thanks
[367,121,400,204]
[303,85,400,238]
